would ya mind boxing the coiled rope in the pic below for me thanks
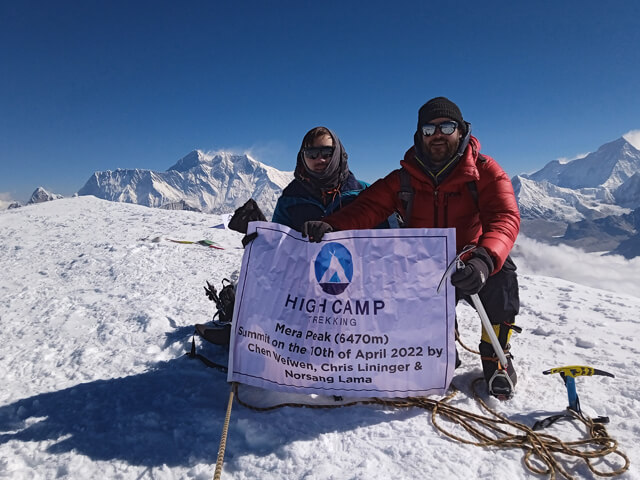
[212,336,629,479]
[232,381,629,479]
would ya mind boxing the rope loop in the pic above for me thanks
[233,379,629,479]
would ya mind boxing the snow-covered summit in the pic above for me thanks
[514,137,640,223]
[77,150,293,217]
[27,186,64,205]
[513,136,640,256]
[523,137,640,190]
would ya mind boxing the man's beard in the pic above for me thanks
[424,138,459,165]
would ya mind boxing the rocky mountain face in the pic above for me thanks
[77,150,293,217]
[512,137,640,258]
[27,187,64,205]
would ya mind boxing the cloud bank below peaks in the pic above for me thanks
[512,235,640,298]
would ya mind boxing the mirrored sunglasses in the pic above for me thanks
[303,147,334,160]
[421,121,458,137]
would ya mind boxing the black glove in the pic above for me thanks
[450,247,494,295]
[302,221,333,243]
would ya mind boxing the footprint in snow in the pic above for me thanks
[575,337,596,348]
[531,326,554,337]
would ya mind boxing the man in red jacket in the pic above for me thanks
[302,97,521,400]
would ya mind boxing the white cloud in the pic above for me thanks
[556,152,589,164]
[244,140,291,164]
[0,192,15,210]
[512,235,640,298]
[623,129,640,150]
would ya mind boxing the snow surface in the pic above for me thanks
[1,196,639,479]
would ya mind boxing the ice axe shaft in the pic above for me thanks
[470,293,510,368]
[437,245,510,368]
[564,375,580,412]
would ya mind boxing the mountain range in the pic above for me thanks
[76,150,293,217]
[14,136,640,258]
[512,137,640,258]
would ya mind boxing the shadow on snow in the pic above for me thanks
[0,347,420,469]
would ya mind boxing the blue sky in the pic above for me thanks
[1,0,639,203]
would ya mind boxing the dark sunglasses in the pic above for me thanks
[303,146,334,160]
[421,121,458,137]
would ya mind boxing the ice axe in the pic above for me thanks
[438,245,516,399]
[532,365,615,430]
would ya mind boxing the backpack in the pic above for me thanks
[204,278,236,324]
[397,155,483,227]
[187,278,237,372]
[228,198,267,234]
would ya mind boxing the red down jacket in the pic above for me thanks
[323,136,520,272]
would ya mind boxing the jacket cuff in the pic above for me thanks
[473,247,495,274]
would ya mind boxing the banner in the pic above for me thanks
[228,222,457,398]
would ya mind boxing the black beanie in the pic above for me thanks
[417,97,465,132]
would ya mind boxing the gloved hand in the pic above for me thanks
[302,221,333,243]
[450,247,494,295]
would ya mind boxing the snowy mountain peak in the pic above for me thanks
[167,149,238,173]
[167,150,291,183]
[27,187,64,205]
[524,137,640,190]
[78,150,293,216]
[515,136,640,222]
[514,135,640,256]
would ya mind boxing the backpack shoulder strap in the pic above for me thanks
[466,154,487,208]
[466,181,478,207]
[397,168,414,228]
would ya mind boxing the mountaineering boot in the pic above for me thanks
[195,321,231,346]
[479,341,517,400]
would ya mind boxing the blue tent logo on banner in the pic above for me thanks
[314,242,353,295]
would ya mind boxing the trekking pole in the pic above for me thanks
[213,383,236,480]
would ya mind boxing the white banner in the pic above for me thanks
[228,222,457,398]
